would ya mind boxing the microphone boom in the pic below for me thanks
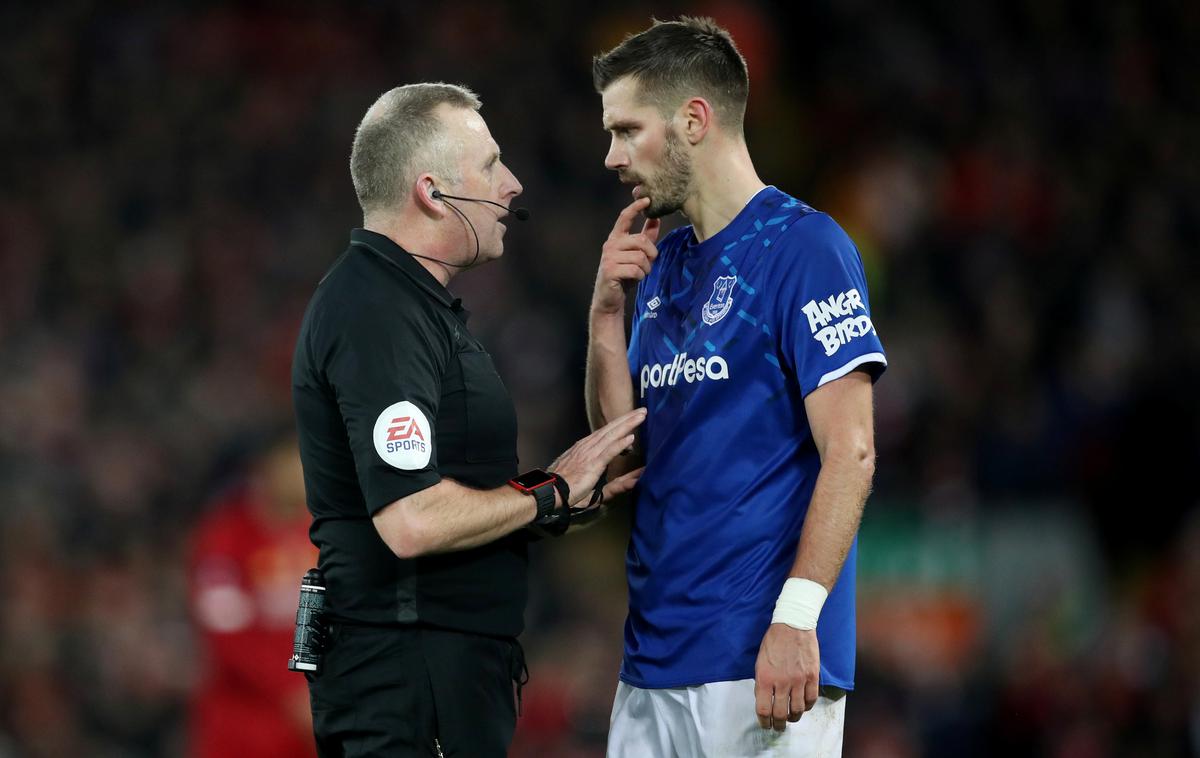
[433,190,530,221]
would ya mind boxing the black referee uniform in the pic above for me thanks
[292,228,529,757]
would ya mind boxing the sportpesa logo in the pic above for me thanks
[639,352,730,397]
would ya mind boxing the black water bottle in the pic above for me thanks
[288,568,326,673]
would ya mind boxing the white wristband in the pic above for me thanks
[771,578,828,631]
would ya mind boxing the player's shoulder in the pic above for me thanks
[763,192,846,245]
[765,195,859,269]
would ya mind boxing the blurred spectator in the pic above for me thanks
[186,432,316,758]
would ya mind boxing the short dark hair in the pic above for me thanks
[350,83,481,217]
[593,17,749,133]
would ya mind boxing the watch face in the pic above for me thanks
[512,469,555,490]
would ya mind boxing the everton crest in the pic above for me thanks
[701,275,738,325]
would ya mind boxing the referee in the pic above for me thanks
[291,83,646,757]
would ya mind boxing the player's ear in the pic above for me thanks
[680,97,713,145]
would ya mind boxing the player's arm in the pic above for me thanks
[372,408,647,557]
[790,368,876,594]
[754,369,875,731]
[585,197,659,433]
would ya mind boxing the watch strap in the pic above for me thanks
[549,476,570,513]
[530,482,557,523]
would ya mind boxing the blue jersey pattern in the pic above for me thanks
[622,186,886,690]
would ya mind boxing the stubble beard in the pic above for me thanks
[643,129,693,220]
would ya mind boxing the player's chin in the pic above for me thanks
[644,201,675,220]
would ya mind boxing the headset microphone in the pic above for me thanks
[352,189,531,273]
[431,190,531,221]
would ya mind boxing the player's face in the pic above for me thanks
[602,77,694,219]
[438,106,523,264]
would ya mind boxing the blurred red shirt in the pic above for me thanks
[187,487,317,758]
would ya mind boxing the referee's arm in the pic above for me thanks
[374,409,648,557]
[373,480,537,558]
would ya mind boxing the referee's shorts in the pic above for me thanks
[306,623,527,758]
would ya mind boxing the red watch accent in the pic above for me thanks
[508,468,558,492]
[510,469,561,526]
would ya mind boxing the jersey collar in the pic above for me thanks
[684,185,779,258]
[349,228,469,321]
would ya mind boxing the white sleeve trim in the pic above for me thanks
[816,352,887,389]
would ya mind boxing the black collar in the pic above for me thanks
[349,228,468,320]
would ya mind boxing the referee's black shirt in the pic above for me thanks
[292,228,527,637]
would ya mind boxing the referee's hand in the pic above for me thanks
[592,197,661,316]
[753,624,820,732]
[549,408,647,508]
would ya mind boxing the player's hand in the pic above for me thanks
[592,197,661,316]
[549,408,647,507]
[753,623,820,732]
[598,465,644,503]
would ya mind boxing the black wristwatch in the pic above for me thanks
[509,469,565,525]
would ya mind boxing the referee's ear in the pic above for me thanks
[415,175,444,217]
[680,97,713,145]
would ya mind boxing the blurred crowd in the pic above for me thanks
[0,1,1197,756]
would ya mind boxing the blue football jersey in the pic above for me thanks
[622,186,886,690]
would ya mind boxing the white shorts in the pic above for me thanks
[607,679,846,758]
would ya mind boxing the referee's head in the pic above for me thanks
[350,83,523,268]
[350,83,481,223]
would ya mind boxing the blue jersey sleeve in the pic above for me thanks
[775,213,887,396]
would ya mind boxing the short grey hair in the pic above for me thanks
[350,83,482,216]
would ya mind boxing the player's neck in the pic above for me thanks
[683,141,766,243]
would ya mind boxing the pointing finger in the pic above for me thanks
[610,197,651,238]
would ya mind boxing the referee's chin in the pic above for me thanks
[490,226,508,260]
[478,243,504,265]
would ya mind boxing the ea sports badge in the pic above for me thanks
[373,401,432,470]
